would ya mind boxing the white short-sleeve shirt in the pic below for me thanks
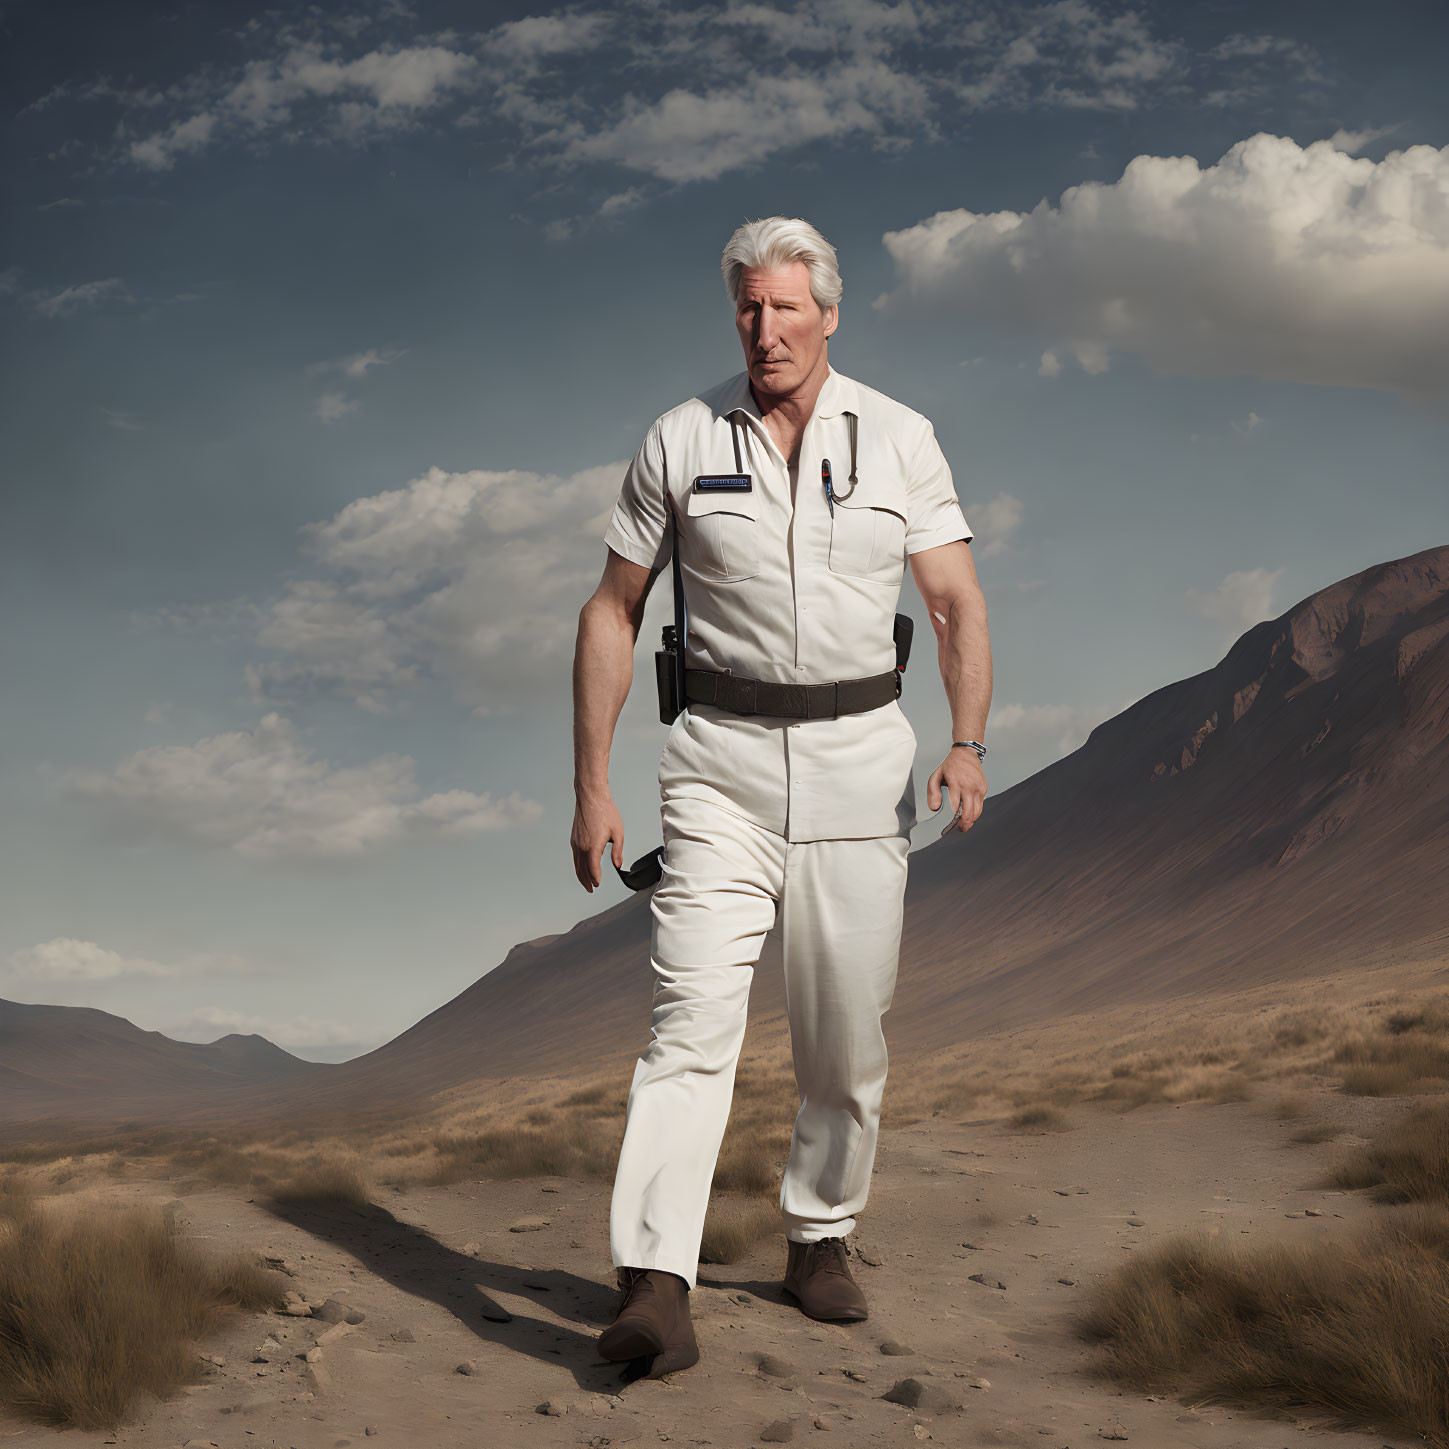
[603,366,972,842]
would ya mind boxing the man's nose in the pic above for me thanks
[757,307,779,351]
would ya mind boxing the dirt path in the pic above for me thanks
[0,1086,1423,1448]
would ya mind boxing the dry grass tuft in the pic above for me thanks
[1324,1100,1449,1205]
[266,1157,373,1207]
[1072,1203,1449,1446]
[0,1193,287,1431]
[1007,1103,1073,1132]
[700,1193,781,1266]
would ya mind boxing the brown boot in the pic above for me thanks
[782,1236,869,1322]
[596,1267,700,1377]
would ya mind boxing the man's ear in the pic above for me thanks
[823,303,839,339]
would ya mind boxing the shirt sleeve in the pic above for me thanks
[904,417,973,555]
[603,419,674,571]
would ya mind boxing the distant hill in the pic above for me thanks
[0,998,316,1118]
[3,544,1446,1145]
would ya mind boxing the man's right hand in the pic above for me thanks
[571,791,625,893]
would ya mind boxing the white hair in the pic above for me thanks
[720,215,842,312]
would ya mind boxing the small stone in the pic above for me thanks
[969,1377,991,1389]
[508,1216,551,1233]
[1098,1424,1128,1440]
[759,1419,795,1442]
[537,1400,568,1416]
[968,1272,1006,1290]
[304,1347,324,1363]
[843,1369,868,1382]
[881,1377,962,1414]
[1125,1218,1145,1227]
[1058,1277,1076,1286]
[878,1339,913,1356]
[1022,1213,1039,1225]
[732,1292,754,1304]
[314,1298,365,1325]
[1305,1208,1325,1216]
[456,1360,479,1375]
[460,1241,482,1257]
[390,1326,416,1343]
[853,1243,884,1267]
[365,1429,378,1437]
[757,1353,795,1378]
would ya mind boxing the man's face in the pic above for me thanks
[734,260,837,400]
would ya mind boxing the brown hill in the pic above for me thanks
[0,998,314,1116]
[3,544,1446,1144]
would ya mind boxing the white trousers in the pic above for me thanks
[609,793,910,1289]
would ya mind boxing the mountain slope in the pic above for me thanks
[3,545,1446,1141]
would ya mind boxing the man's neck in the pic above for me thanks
[748,353,831,432]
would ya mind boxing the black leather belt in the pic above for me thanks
[683,666,901,718]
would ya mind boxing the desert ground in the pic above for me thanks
[3,960,1446,1449]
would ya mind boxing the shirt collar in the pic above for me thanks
[717,364,859,424]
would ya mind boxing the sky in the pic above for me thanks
[2,0,1447,1063]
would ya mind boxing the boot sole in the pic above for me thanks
[780,1283,869,1322]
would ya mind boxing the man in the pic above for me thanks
[571,215,991,1378]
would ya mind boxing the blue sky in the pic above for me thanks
[2,0,1446,1061]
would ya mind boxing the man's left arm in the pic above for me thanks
[903,419,992,835]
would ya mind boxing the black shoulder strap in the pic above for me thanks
[669,492,687,707]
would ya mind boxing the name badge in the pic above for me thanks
[693,474,753,491]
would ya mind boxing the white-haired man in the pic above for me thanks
[572,215,991,1377]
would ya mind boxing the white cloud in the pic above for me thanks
[58,2,1325,208]
[555,58,929,184]
[878,133,1449,409]
[58,712,542,862]
[246,459,628,712]
[126,41,481,171]
[33,277,133,318]
[305,346,405,378]
[1328,123,1405,155]
[1185,566,1284,635]
[964,490,1025,557]
[4,938,251,982]
[315,390,361,423]
[164,1003,361,1049]
[6,938,172,982]
[988,701,1112,757]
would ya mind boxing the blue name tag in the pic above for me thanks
[693,474,753,491]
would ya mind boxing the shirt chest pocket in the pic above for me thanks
[827,482,908,585]
[684,488,762,582]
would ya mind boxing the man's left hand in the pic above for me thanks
[927,749,987,834]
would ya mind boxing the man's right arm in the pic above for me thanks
[570,549,659,891]
[570,419,673,891]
